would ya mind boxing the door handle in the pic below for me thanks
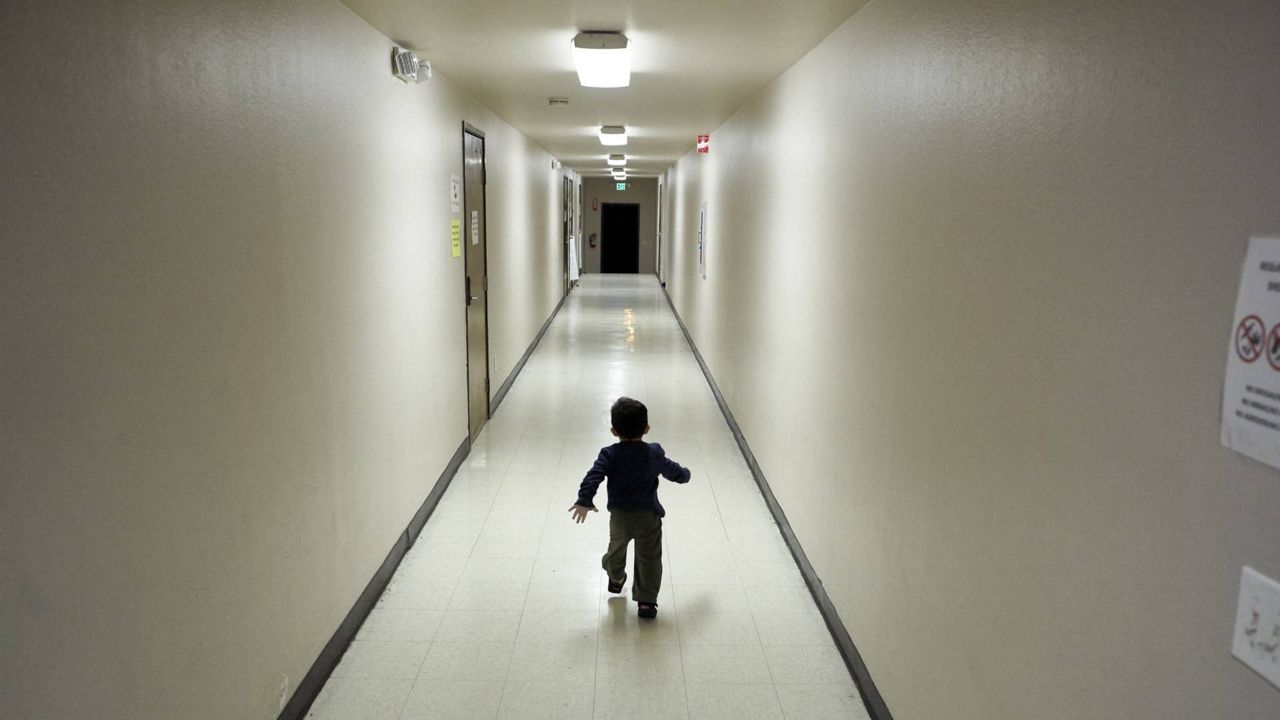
[465,276,479,305]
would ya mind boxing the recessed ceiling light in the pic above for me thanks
[571,32,631,88]
[607,154,626,166]
[599,126,627,146]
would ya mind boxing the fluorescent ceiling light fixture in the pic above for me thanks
[599,126,628,146]
[572,32,631,88]
[607,154,627,167]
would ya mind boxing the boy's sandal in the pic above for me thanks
[607,573,627,594]
[637,602,657,619]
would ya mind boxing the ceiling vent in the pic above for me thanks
[548,97,570,106]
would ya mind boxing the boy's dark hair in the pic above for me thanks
[611,397,648,439]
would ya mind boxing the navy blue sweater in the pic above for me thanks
[575,441,691,517]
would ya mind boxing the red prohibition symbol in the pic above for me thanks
[1237,315,1265,363]
[1266,324,1280,371]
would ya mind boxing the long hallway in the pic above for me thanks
[306,276,866,720]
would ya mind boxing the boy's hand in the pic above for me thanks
[568,504,597,524]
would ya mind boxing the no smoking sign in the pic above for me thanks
[1237,315,1265,363]
[1267,325,1280,371]
[1233,315,1280,371]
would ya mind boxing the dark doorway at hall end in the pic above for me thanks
[601,202,640,273]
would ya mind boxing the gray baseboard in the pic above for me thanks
[661,287,895,720]
[490,292,568,415]
[278,437,469,720]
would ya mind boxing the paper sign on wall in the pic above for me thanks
[471,211,479,246]
[1221,236,1280,469]
[450,175,461,213]
[450,219,461,258]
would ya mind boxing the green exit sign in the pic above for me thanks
[616,182,627,191]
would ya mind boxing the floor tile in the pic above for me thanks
[763,645,852,685]
[434,610,523,644]
[683,683,783,720]
[459,558,536,583]
[670,582,752,614]
[399,679,504,720]
[593,680,689,720]
[418,642,513,681]
[356,609,444,643]
[447,578,531,611]
[378,574,457,611]
[524,581,603,614]
[506,640,597,684]
[598,602,680,645]
[674,612,760,646]
[680,644,773,684]
[497,680,594,720]
[305,677,413,720]
[596,643,684,683]
[745,585,821,616]
[330,641,428,680]
[515,608,599,644]
[735,560,805,588]
[418,531,482,553]
[529,556,604,586]
[753,612,833,647]
[397,556,469,585]
[774,682,870,719]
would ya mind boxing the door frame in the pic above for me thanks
[656,178,664,282]
[461,122,490,437]
[562,174,572,295]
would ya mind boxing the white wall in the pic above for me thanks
[663,1,1280,718]
[487,133,569,385]
[581,178,659,275]
[0,1,562,718]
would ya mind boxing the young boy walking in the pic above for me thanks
[568,397,691,619]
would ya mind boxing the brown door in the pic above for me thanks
[462,125,489,440]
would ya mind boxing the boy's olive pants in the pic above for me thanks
[602,509,663,604]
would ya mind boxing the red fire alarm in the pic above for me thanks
[697,134,710,154]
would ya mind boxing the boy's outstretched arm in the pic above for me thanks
[569,449,608,523]
[653,444,692,484]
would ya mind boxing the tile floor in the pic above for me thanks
[306,275,869,720]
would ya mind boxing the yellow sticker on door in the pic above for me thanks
[450,219,461,258]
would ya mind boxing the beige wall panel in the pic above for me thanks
[665,1,1280,718]
[580,178,659,275]
[0,1,560,718]
[483,126,565,387]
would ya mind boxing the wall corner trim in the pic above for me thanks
[277,436,470,720]
[661,287,895,720]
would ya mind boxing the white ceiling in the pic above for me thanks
[342,0,869,177]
